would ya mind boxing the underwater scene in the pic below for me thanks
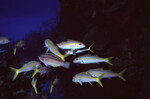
[0,0,150,99]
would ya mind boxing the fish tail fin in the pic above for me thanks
[64,62,70,69]
[105,57,113,65]
[31,64,39,78]
[96,73,104,87]
[50,81,54,94]
[119,68,127,81]
[61,56,65,61]
[61,54,69,61]
[64,54,69,58]
[9,67,19,80]
[32,78,38,94]
[13,47,17,55]
[88,44,94,53]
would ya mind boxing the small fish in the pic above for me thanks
[57,39,85,50]
[73,54,113,65]
[10,61,42,80]
[85,68,127,81]
[66,44,94,55]
[0,37,10,45]
[44,39,69,61]
[72,72,104,87]
[32,78,38,94]
[32,66,50,78]
[14,40,25,55]
[50,77,59,94]
[38,53,70,69]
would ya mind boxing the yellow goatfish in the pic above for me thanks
[10,61,42,80]
[50,77,59,94]
[66,44,94,55]
[14,40,25,55]
[0,37,10,45]
[57,39,85,50]
[32,66,50,78]
[72,72,104,87]
[44,39,69,61]
[73,54,113,65]
[38,53,70,69]
[32,78,38,94]
[85,68,127,81]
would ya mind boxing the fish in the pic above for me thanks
[85,68,127,81]
[73,54,113,65]
[57,39,85,50]
[50,77,59,94]
[66,44,94,55]
[38,53,70,69]
[32,78,38,94]
[44,39,69,61]
[0,37,10,44]
[31,66,50,78]
[72,72,104,87]
[14,40,25,55]
[9,61,42,80]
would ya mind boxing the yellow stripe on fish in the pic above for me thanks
[73,55,113,65]
[45,39,68,61]
[9,61,42,80]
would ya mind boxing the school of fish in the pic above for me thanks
[0,36,126,94]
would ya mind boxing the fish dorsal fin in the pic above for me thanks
[82,54,92,57]
[59,39,73,43]
[96,68,104,70]
[80,72,86,74]
[67,39,73,41]
[93,55,99,58]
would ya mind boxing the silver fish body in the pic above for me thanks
[85,68,126,81]
[72,73,97,83]
[37,67,49,75]
[57,40,85,50]
[0,37,10,44]
[19,61,42,73]
[44,39,67,61]
[72,72,104,87]
[73,54,113,65]
[10,61,42,80]
[39,53,70,69]
[86,68,118,78]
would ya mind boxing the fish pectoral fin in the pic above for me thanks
[89,82,92,85]
[46,49,49,53]
[79,82,82,86]
[51,65,59,67]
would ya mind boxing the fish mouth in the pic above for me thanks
[73,60,76,63]
[38,56,43,61]
[72,78,76,82]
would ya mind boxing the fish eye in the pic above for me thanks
[76,58,78,60]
